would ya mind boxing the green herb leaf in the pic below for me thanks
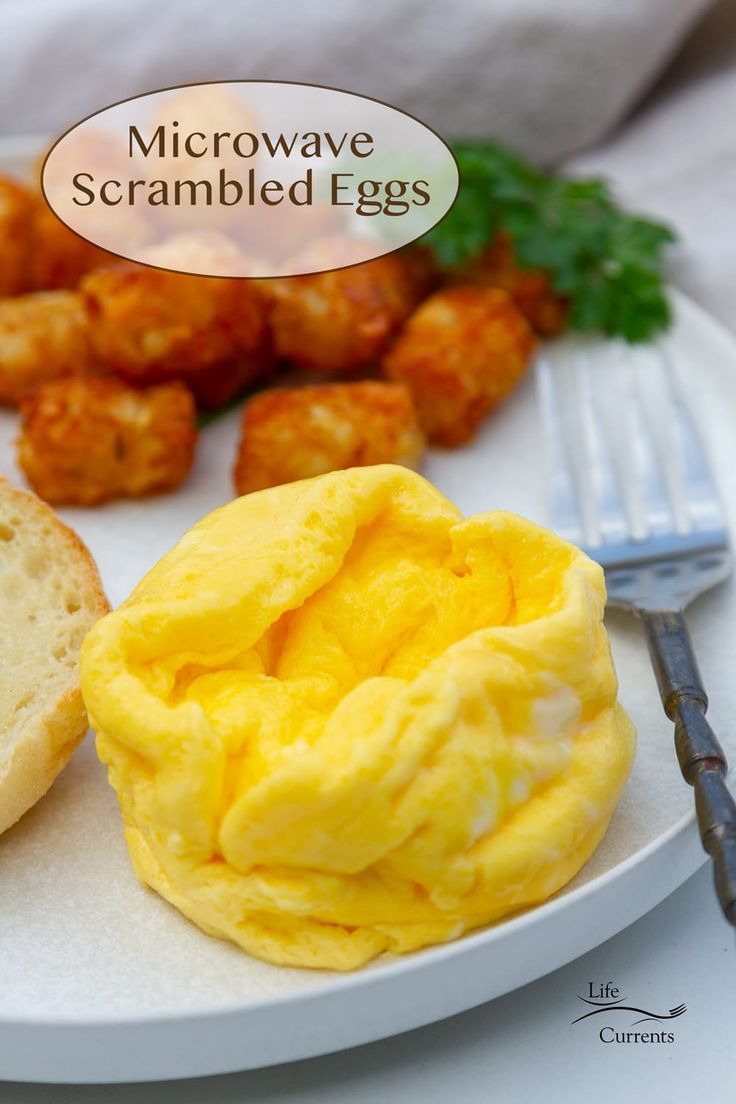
[424,141,676,342]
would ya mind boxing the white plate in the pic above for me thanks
[0,138,731,1084]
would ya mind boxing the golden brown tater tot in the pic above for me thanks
[81,265,273,407]
[0,290,99,406]
[264,255,420,374]
[382,287,535,447]
[233,380,424,494]
[445,231,567,337]
[17,377,197,505]
[0,175,35,296]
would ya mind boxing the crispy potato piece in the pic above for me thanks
[399,244,442,299]
[244,202,338,265]
[36,130,151,274]
[17,377,197,506]
[81,265,273,407]
[233,380,424,494]
[33,129,132,192]
[0,290,99,406]
[139,231,249,275]
[1,173,120,294]
[0,176,35,296]
[28,205,112,291]
[445,231,567,336]
[264,254,420,374]
[382,287,535,447]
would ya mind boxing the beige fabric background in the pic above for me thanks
[0,0,711,160]
[1,0,734,323]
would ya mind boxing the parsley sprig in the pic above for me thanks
[423,141,676,342]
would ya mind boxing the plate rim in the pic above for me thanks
[3,804,701,1028]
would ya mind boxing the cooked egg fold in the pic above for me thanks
[81,464,635,970]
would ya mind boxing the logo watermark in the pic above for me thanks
[571,983,687,1045]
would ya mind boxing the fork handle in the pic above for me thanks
[640,609,736,926]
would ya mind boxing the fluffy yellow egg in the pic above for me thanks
[80,465,635,970]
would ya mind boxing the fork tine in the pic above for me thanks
[574,350,629,548]
[658,345,726,534]
[535,356,585,545]
[621,348,677,539]
[538,342,728,564]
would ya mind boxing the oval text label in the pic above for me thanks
[42,81,459,278]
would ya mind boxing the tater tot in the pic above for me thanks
[264,254,420,374]
[445,231,567,337]
[17,377,197,505]
[0,290,99,406]
[399,244,442,299]
[81,265,273,407]
[0,175,35,296]
[382,287,535,447]
[28,204,112,291]
[233,380,424,494]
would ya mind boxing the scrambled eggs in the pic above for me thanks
[80,465,635,970]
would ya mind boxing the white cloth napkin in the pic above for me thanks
[0,0,710,162]
[2,0,734,324]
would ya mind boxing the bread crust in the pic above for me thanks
[0,477,109,835]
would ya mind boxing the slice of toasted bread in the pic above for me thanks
[0,477,109,835]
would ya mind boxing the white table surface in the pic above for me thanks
[3,855,733,1103]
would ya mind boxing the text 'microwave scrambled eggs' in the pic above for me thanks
[80,465,635,971]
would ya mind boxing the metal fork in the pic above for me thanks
[536,343,736,927]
